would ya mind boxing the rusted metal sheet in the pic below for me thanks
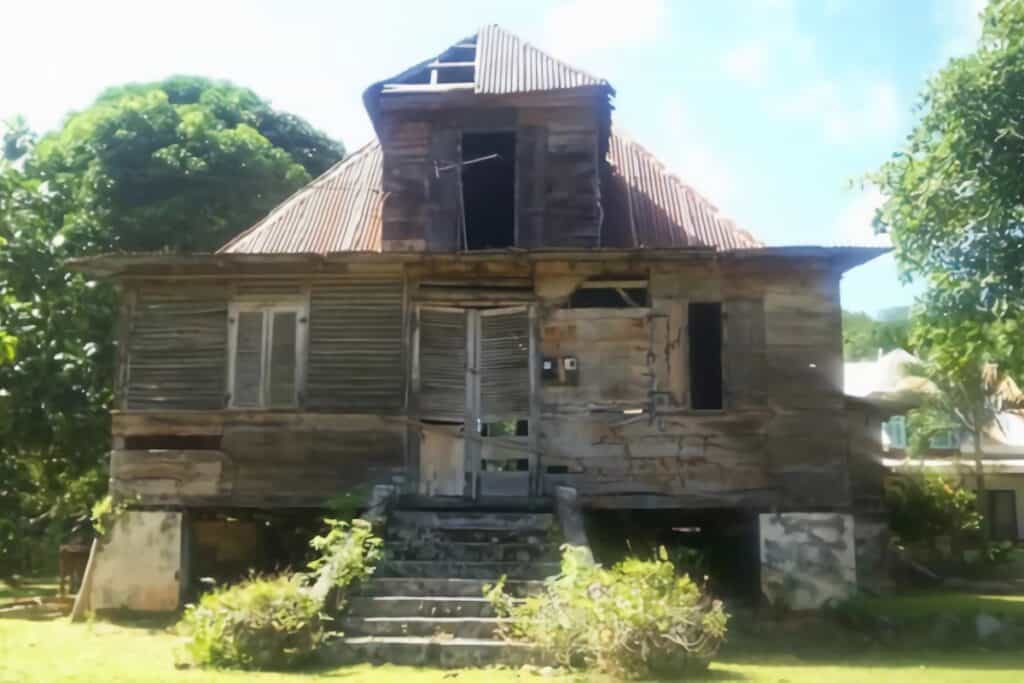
[605,131,762,250]
[125,287,227,410]
[305,279,405,413]
[219,142,383,255]
[475,24,609,96]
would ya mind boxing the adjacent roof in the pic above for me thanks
[219,131,761,255]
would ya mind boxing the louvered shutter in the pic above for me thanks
[233,311,264,407]
[479,307,530,420]
[418,307,467,421]
[268,311,297,407]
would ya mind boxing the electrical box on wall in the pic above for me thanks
[562,356,579,385]
[542,357,558,381]
[542,355,579,385]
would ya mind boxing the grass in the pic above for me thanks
[848,590,1024,620]
[0,613,1022,682]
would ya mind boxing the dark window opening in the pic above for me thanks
[482,458,529,472]
[546,465,570,474]
[569,287,648,308]
[988,490,1018,541]
[462,132,516,250]
[689,302,723,410]
[124,435,222,450]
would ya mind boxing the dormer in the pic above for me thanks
[362,25,615,252]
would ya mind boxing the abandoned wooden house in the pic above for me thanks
[72,25,888,626]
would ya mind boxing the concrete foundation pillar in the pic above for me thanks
[759,512,856,610]
[87,510,184,612]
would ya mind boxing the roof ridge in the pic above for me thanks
[478,24,610,90]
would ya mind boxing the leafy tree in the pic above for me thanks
[842,310,910,361]
[0,78,344,576]
[29,75,344,252]
[870,0,1024,365]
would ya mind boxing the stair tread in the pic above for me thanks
[353,595,509,603]
[340,636,531,648]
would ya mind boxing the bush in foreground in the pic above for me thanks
[178,518,380,670]
[179,575,323,670]
[487,546,729,679]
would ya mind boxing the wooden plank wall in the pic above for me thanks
[124,285,227,410]
[378,102,602,251]
[110,414,405,507]
[306,278,405,413]
[534,258,849,510]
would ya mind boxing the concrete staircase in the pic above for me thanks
[331,508,561,667]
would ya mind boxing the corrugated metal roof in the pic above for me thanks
[474,24,610,95]
[220,132,760,255]
[219,142,383,255]
[604,130,762,250]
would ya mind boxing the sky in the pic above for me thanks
[0,0,989,316]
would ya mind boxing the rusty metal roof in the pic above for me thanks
[474,24,610,95]
[219,132,760,255]
[219,142,383,255]
[604,131,762,249]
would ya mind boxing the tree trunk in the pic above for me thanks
[972,427,989,541]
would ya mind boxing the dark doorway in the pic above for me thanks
[689,302,723,410]
[462,132,516,250]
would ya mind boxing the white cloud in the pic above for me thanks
[661,96,735,212]
[777,79,901,144]
[834,187,889,247]
[722,43,768,83]
[542,0,666,58]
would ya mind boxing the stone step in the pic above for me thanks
[346,595,507,618]
[358,577,542,598]
[390,510,555,532]
[341,615,504,639]
[327,635,534,668]
[377,560,560,580]
[384,541,557,563]
[387,526,553,546]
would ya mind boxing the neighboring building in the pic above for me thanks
[845,349,1024,542]
[72,26,885,614]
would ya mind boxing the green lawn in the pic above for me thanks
[0,615,1022,683]
[0,577,58,602]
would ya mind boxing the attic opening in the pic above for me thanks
[689,302,723,410]
[462,132,516,250]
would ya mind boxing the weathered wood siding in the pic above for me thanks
[306,278,405,413]
[532,258,848,510]
[124,286,227,410]
[110,413,405,507]
[378,101,603,251]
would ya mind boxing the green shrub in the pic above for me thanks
[487,545,729,679]
[179,516,381,670]
[885,474,981,548]
[179,575,323,670]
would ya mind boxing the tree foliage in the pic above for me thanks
[29,76,343,253]
[842,310,911,361]
[871,0,1024,367]
[0,77,344,576]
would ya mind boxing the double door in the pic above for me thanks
[415,305,536,498]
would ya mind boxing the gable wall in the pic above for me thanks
[378,99,603,251]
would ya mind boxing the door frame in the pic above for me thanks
[412,304,538,500]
